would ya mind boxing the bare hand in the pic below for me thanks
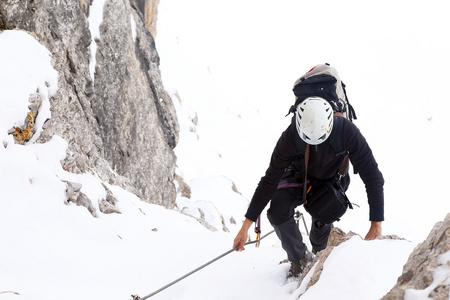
[233,229,248,251]
[233,218,253,251]
[364,221,382,240]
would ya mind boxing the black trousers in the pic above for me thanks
[267,186,333,261]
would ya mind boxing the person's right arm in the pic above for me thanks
[244,125,298,221]
[234,124,297,251]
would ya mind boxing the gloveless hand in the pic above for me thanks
[233,218,253,251]
[364,221,382,240]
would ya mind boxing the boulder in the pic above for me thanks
[380,213,450,300]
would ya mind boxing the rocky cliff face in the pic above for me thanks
[381,213,450,300]
[132,0,159,37]
[0,0,179,207]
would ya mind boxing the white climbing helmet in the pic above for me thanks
[295,97,334,145]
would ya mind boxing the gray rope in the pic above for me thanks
[131,230,275,300]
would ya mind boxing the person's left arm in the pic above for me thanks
[344,120,384,239]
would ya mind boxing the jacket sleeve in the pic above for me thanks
[245,125,298,221]
[343,120,385,221]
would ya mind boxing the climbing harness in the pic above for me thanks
[131,229,275,300]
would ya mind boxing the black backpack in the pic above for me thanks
[289,63,356,121]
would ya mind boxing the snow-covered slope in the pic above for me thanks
[1,0,449,299]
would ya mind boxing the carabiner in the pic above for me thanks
[255,232,261,248]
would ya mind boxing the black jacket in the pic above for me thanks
[245,117,384,222]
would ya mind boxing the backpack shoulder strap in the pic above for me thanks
[330,116,353,176]
[291,115,306,154]
[328,115,345,154]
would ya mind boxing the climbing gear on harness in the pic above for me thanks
[302,144,311,205]
[131,229,275,300]
[294,210,309,236]
[255,216,261,247]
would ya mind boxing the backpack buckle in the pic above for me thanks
[285,104,296,117]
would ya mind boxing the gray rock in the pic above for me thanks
[63,180,97,217]
[380,213,450,300]
[99,183,121,214]
[0,0,179,207]
[132,0,159,37]
[76,192,98,218]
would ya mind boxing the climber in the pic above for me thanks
[232,64,384,279]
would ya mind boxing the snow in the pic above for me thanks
[130,13,137,43]
[87,0,107,81]
[0,1,449,300]
[295,237,415,300]
[0,30,58,145]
